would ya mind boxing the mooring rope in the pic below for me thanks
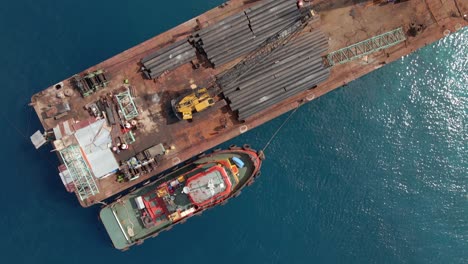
[1,113,29,140]
[262,105,301,152]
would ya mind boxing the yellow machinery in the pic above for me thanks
[172,87,215,120]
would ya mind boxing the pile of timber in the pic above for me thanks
[221,30,330,121]
[141,39,196,79]
[192,0,304,68]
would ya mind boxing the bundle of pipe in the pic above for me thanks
[221,30,330,121]
[141,39,196,79]
[246,0,302,35]
[191,11,251,67]
[192,0,302,68]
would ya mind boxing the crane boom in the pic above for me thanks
[215,8,316,91]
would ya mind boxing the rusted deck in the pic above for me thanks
[30,0,467,207]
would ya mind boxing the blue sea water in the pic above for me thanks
[0,0,466,263]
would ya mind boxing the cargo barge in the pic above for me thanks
[30,0,467,207]
[100,147,262,250]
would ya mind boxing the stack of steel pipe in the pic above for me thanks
[220,30,330,121]
[246,0,300,35]
[192,0,302,68]
[192,11,251,67]
[141,39,196,79]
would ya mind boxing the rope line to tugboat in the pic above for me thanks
[1,113,28,140]
[262,105,301,152]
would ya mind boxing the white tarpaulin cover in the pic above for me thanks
[74,119,118,178]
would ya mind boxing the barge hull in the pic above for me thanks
[30,0,468,207]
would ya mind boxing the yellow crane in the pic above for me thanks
[171,87,215,120]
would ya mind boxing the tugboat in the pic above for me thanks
[99,146,264,250]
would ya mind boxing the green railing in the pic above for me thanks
[59,145,99,200]
[326,27,406,66]
[115,88,139,120]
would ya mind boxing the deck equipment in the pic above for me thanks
[326,27,407,66]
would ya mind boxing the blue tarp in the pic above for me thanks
[232,157,245,168]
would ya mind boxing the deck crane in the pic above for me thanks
[172,7,316,121]
[214,0,402,90]
[215,8,317,91]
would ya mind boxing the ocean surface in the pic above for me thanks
[0,1,466,263]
